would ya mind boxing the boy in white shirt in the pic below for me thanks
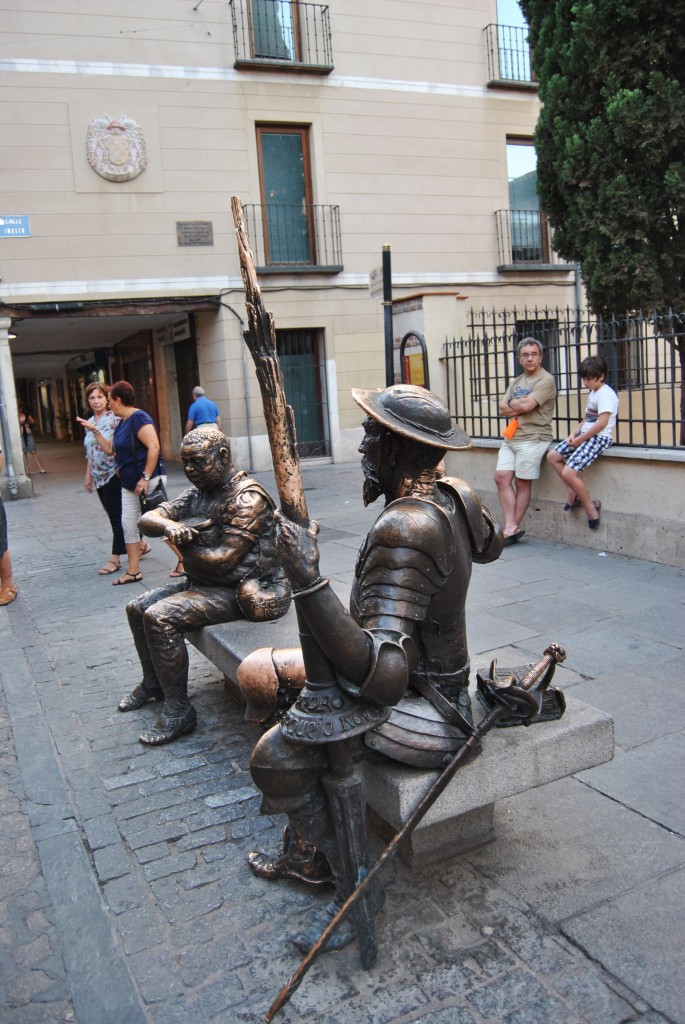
[547,355,619,530]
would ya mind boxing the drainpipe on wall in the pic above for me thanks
[574,263,583,314]
[218,298,253,471]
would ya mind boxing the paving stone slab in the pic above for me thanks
[578,731,685,835]
[569,654,685,749]
[562,866,685,1024]
[464,776,685,925]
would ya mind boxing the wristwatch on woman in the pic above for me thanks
[143,473,151,481]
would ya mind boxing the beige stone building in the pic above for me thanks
[0,0,578,475]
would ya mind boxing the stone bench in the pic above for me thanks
[188,612,614,865]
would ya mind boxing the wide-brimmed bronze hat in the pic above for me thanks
[352,384,471,450]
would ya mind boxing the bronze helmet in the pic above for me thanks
[352,384,471,450]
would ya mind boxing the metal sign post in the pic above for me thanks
[382,244,394,386]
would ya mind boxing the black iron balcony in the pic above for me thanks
[495,209,574,269]
[242,203,343,272]
[484,23,536,87]
[229,0,333,73]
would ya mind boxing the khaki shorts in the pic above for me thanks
[496,438,551,480]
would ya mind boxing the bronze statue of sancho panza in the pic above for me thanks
[244,383,503,947]
[119,426,290,745]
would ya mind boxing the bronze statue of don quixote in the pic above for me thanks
[229,196,567,1021]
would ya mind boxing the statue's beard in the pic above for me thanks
[362,475,383,507]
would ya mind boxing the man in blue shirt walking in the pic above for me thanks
[185,386,221,434]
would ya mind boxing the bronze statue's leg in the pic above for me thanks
[138,586,242,745]
[249,727,332,885]
[248,727,359,953]
[120,583,185,711]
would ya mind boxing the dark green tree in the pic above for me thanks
[520,0,685,315]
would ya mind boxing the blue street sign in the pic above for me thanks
[0,215,31,237]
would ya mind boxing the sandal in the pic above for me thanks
[502,530,525,547]
[588,500,602,530]
[169,561,185,578]
[139,542,152,558]
[98,560,121,575]
[0,585,18,607]
[562,497,582,511]
[112,571,143,586]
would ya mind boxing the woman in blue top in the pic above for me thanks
[78,380,165,586]
[82,382,152,576]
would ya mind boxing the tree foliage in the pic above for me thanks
[520,0,685,314]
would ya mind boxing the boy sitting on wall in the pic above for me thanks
[546,355,619,530]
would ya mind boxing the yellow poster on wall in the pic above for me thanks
[403,352,425,386]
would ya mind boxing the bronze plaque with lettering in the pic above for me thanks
[176,221,214,246]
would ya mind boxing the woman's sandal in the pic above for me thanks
[588,500,602,530]
[0,585,18,607]
[112,571,143,586]
[98,560,121,575]
[169,561,185,578]
[139,542,152,558]
[562,497,582,511]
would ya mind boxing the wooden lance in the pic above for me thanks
[230,196,380,999]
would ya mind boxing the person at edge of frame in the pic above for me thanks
[0,444,18,606]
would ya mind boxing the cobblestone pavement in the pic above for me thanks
[0,441,682,1024]
[0,683,75,1024]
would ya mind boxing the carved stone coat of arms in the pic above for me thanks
[86,115,147,182]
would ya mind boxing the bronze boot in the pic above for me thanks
[138,701,197,745]
[248,825,333,887]
[290,893,355,954]
[117,679,164,712]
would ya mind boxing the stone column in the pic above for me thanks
[0,317,32,499]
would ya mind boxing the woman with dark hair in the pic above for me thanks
[82,382,151,575]
[78,380,165,586]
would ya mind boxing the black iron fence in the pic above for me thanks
[229,0,333,72]
[443,307,684,449]
[242,203,342,272]
[484,23,535,85]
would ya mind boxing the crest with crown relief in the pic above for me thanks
[86,115,147,182]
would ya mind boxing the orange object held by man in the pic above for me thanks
[502,418,519,440]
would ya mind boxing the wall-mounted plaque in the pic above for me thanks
[176,221,214,246]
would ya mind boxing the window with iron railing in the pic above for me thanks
[484,23,536,86]
[229,0,333,73]
[495,209,573,269]
[242,203,343,271]
[251,124,343,272]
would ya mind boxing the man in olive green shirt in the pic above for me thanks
[495,337,556,545]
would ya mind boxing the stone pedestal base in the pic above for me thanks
[361,696,614,865]
[367,803,495,867]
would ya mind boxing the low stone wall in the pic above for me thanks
[445,442,685,569]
